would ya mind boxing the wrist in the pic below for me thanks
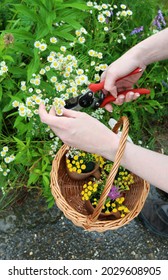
[102,133,120,162]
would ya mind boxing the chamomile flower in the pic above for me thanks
[50,37,58,43]
[39,68,46,75]
[121,10,127,17]
[3,146,9,152]
[18,104,27,117]
[12,100,19,108]
[78,36,86,44]
[127,10,133,16]
[120,4,126,9]
[60,46,66,52]
[87,1,93,7]
[34,41,41,48]
[39,43,47,51]
[1,151,6,157]
[47,55,55,63]
[50,76,57,83]
[75,30,82,37]
[98,14,106,23]
[88,49,96,57]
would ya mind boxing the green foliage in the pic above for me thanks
[0,0,168,209]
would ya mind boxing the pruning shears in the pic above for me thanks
[64,67,150,110]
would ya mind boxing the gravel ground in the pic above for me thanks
[0,185,168,260]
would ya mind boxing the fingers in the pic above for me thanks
[104,103,113,112]
[49,106,56,116]
[113,91,140,105]
[133,92,140,100]
[39,103,83,129]
[125,91,135,102]
[61,107,81,118]
[38,103,61,127]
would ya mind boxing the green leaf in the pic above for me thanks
[0,85,2,101]
[55,30,75,41]
[63,17,82,30]
[27,49,40,81]
[4,30,34,41]
[42,174,50,188]
[47,199,55,209]
[28,173,40,186]
[61,2,88,11]
[2,103,13,112]
[14,116,23,128]
[14,43,34,57]
[13,4,40,22]
[144,105,155,114]
[2,55,14,63]
[13,136,26,148]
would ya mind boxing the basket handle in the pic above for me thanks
[89,116,129,222]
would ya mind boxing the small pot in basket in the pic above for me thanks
[85,199,121,219]
[66,162,101,180]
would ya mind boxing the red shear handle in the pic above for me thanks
[89,81,105,92]
[89,67,143,92]
[100,88,150,108]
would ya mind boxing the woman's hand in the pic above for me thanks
[101,52,146,111]
[38,103,118,160]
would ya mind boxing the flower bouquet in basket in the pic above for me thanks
[80,159,135,218]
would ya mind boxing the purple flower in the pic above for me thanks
[153,10,166,30]
[130,26,143,35]
[108,185,121,200]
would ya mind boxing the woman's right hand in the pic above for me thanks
[101,51,146,111]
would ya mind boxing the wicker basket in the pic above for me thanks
[50,116,150,232]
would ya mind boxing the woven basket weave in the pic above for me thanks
[50,116,150,232]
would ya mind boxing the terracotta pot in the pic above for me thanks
[66,163,101,181]
[85,200,121,219]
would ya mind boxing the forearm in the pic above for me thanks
[126,28,168,66]
[107,136,168,193]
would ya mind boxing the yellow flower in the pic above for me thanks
[67,163,72,169]
[124,207,130,213]
[118,206,124,211]
[74,155,78,160]
[106,202,110,207]
[121,213,125,217]
[112,208,118,213]
[77,169,82,174]
[81,164,86,170]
